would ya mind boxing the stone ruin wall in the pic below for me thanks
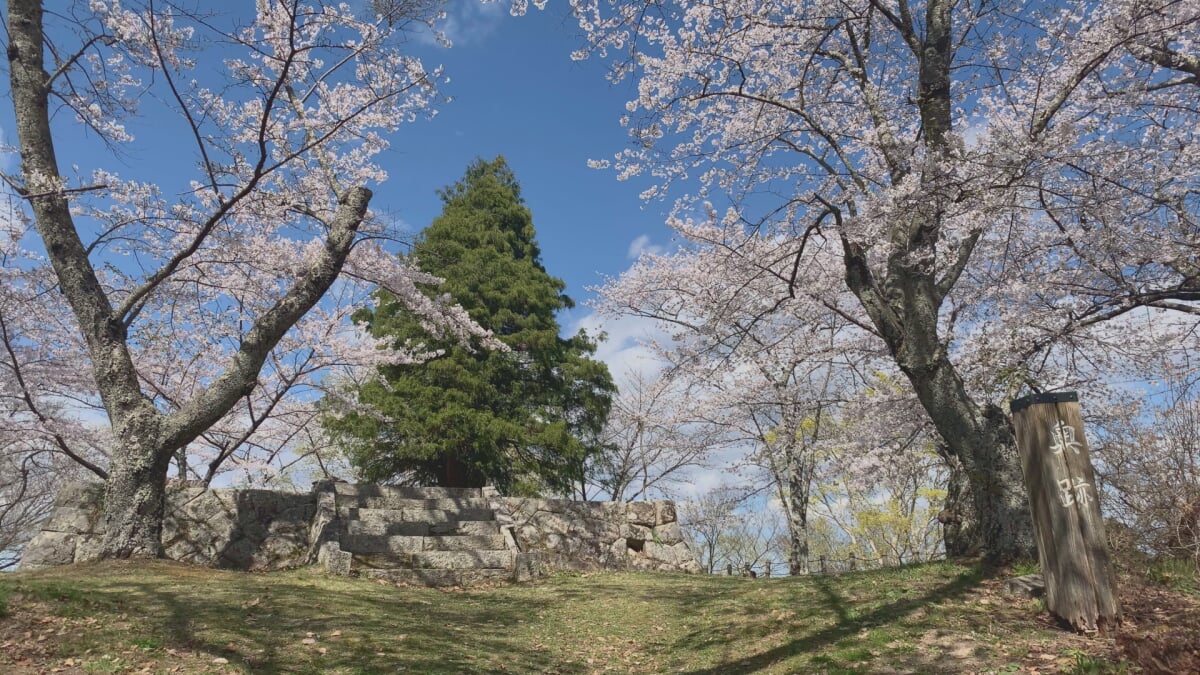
[20,482,318,571]
[21,482,701,575]
[492,496,698,573]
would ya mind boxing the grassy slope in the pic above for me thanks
[0,560,1146,674]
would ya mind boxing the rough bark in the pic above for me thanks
[783,445,811,575]
[7,0,373,558]
[937,444,981,557]
[97,430,173,559]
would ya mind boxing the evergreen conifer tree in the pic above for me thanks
[325,157,614,493]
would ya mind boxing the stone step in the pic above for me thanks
[332,483,484,500]
[360,567,513,587]
[337,506,495,523]
[412,550,514,569]
[352,549,514,570]
[338,496,492,511]
[345,519,501,537]
[340,534,508,555]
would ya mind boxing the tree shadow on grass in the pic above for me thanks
[664,565,988,674]
[103,574,579,675]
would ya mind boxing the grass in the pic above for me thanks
[1142,557,1199,593]
[0,559,1138,674]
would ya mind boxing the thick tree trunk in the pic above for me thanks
[899,351,1035,564]
[834,0,1034,565]
[98,441,173,558]
[937,446,981,557]
[842,234,1036,563]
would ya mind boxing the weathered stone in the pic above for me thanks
[626,502,657,526]
[655,501,677,525]
[361,567,511,587]
[622,522,654,541]
[607,538,630,565]
[306,482,339,564]
[20,532,77,568]
[641,541,699,571]
[52,482,105,509]
[652,520,684,545]
[73,536,104,563]
[45,507,95,534]
[411,550,514,569]
[513,552,547,582]
[22,482,701,579]
[340,534,426,555]
[320,543,353,576]
[1003,574,1046,599]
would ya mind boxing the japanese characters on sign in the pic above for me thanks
[1051,420,1092,510]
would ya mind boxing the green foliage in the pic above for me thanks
[325,157,614,493]
[1064,651,1133,675]
[1144,557,1200,593]
[1010,558,1040,577]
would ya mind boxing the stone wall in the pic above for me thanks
[489,494,701,574]
[21,482,316,571]
[22,482,700,576]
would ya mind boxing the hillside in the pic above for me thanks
[0,560,1194,674]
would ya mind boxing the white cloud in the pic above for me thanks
[626,234,664,260]
[415,0,508,48]
[571,311,670,391]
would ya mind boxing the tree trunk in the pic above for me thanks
[784,446,811,575]
[7,0,373,561]
[98,441,173,558]
[905,357,1035,564]
[842,261,1036,563]
[937,444,981,557]
[834,0,1034,565]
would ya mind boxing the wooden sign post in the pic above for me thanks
[1011,392,1120,633]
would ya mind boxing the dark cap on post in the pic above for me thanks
[1010,391,1078,414]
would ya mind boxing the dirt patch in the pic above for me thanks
[1115,577,1200,674]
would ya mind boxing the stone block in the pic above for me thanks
[339,534,425,555]
[53,482,105,509]
[652,520,684,545]
[513,552,547,582]
[626,502,657,526]
[607,538,630,567]
[655,501,677,525]
[411,550,514,569]
[46,507,95,534]
[1003,574,1045,599]
[642,540,699,570]
[621,523,654,542]
[74,536,104,563]
[320,542,352,576]
[20,532,77,568]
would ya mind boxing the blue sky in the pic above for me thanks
[0,1,676,382]
[380,2,671,334]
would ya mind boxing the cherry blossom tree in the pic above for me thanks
[572,0,1200,562]
[2,0,498,559]
[579,367,728,501]
[809,380,948,566]
[596,231,913,573]
[1093,366,1200,566]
